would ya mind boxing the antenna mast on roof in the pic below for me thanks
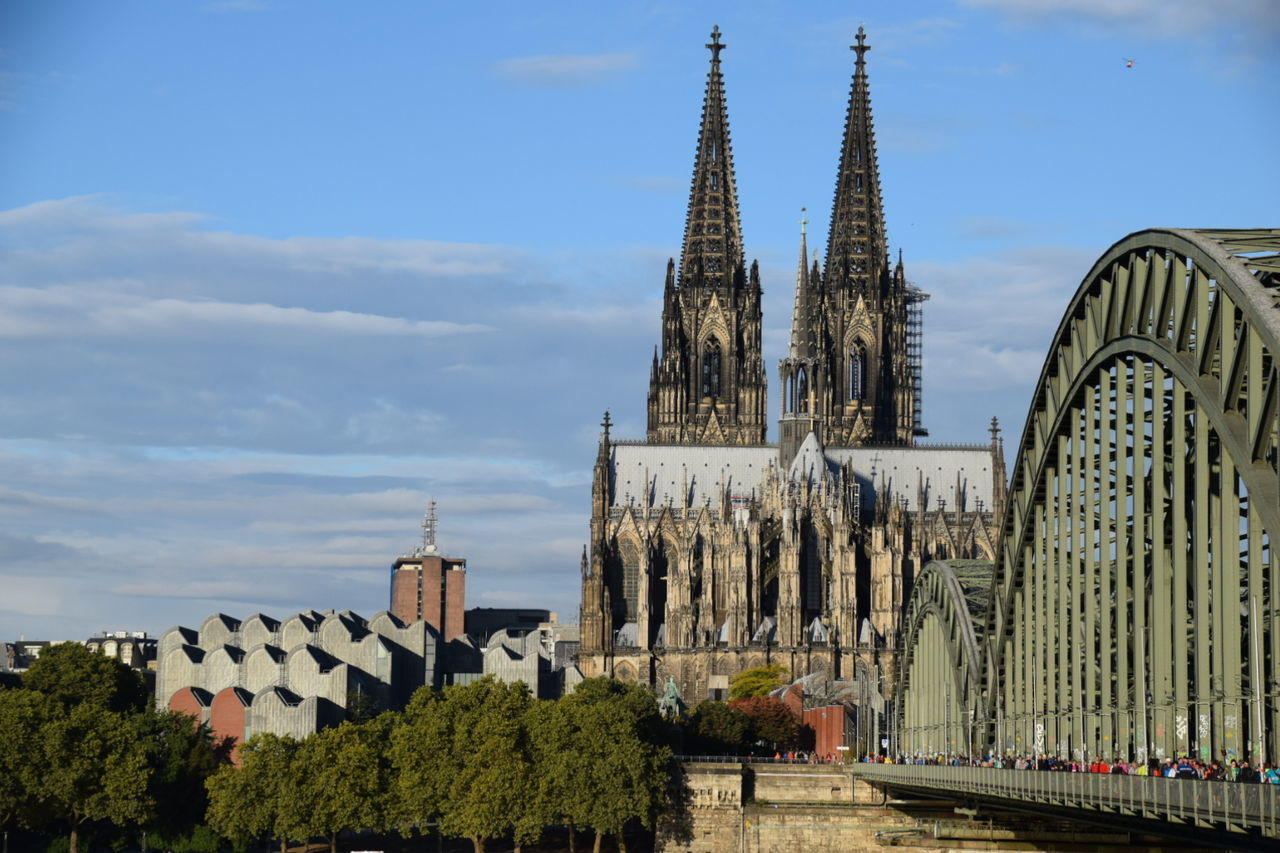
[419,499,438,555]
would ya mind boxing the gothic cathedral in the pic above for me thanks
[579,28,1007,703]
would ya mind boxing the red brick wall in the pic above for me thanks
[210,687,249,765]
[421,557,443,629]
[390,562,421,624]
[167,687,209,724]
[443,567,466,641]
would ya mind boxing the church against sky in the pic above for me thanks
[578,28,1007,701]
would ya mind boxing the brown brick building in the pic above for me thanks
[390,553,466,641]
[388,500,466,640]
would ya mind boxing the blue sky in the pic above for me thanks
[1,0,1276,641]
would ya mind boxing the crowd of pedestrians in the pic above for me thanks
[859,752,1280,783]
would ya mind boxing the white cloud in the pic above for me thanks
[492,53,638,88]
[0,286,493,340]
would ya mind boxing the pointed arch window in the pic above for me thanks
[849,346,866,401]
[702,339,722,398]
[785,371,795,414]
[796,366,809,414]
[620,542,640,620]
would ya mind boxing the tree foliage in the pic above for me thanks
[559,678,671,853]
[0,688,59,832]
[728,663,786,701]
[7,670,683,853]
[686,700,750,754]
[206,733,304,853]
[299,717,397,853]
[134,710,223,840]
[2,683,226,853]
[729,696,801,746]
[23,643,149,713]
[38,704,153,853]
[393,678,535,853]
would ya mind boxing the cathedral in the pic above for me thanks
[578,27,1007,702]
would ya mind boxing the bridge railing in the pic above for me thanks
[849,764,1280,838]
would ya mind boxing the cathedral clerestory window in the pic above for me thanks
[702,339,722,398]
[621,542,640,619]
[850,346,866,401]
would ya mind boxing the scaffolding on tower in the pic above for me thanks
[906,284,929,437]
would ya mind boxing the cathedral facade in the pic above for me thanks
[578,28,1007,702]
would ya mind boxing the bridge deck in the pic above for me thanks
[851,765,1280,841]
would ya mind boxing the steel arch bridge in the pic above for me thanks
[898,228,1280,766]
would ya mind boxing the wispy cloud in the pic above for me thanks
[0,287,494,340]
[0,197,651,638]
[491,53,637,88]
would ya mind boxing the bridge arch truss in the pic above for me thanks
[897,560,991,757]
[984,228,1280,765]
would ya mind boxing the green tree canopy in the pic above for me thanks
[298,716,397,853]
[23,643,149,713]
[392,678,535,853]
[38,703,153,853]
[561,678,671,853]
[526,699,579,851]
[134,710,225,842]
[728,663,786,701]
[0,688,60,833]
[686,701,750,755]
[206,733,304,853]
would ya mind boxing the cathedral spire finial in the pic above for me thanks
[707,25,724,61]
[852,25,870,63]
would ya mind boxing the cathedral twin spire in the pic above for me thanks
[648,27,767,446]
[825,27,890,293]
[679,26,746,289]
[648,25,919,450]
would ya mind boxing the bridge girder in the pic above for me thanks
[897,228,1280,765]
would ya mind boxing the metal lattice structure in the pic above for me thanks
[899,228,1280,765]
[898,560,990,756]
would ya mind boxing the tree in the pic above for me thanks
[560,678,670,853]
[297,716,397,853]
[206,733,304,853]
[0,688,59,834]
[728,663,786,701]
[134,710,226,845]
[37,703,153,853]
[686,701,750,754]
[526,700,580,852]
[392,678,535,853]
[23,643,149,713]
[729,696,800,747]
